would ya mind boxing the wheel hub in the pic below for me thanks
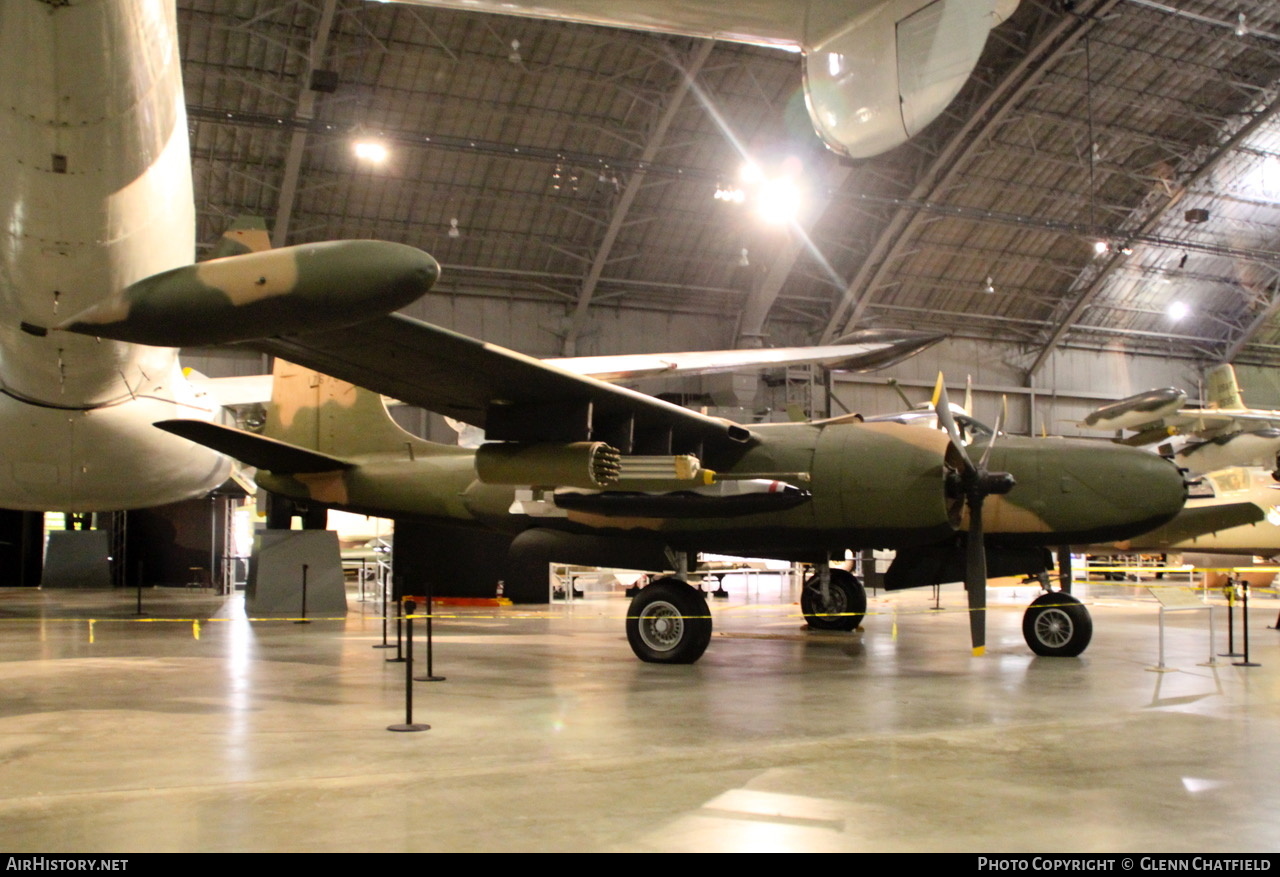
[1034,608,1073,648]
[639,602,683,652]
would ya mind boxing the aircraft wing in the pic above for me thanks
[1117,501,1265,548]
[238,313,756,460]
[186,374,274,407]
[1173,410,1280,430]
[547,329,944,381]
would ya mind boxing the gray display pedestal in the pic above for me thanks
[42,530,112,588]
[247,530,347,616]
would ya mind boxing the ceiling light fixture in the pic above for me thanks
[353,140,387,163]
[983,276,995,295]
[1167,301,1189,321]
[1235,12,1248,37]
[508,39,522,64]
[448,217,460,239]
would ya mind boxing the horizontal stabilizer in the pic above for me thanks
[155,420,351,474]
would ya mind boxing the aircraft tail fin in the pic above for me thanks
[208,216,271,259]
[264,359,462,460]
[1206,363,1244,410]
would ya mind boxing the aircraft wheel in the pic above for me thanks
[1022,592,1093,657]
[801,568,866,631]
[626,577,713,664]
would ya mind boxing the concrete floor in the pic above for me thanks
[0,574,1277,853]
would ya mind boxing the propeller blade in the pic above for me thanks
[966,495,988,656]
[977,394,1007,471]
[933,374,973,471]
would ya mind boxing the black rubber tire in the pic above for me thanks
[801,568,867,631]
[1022,591,1093,657]
[625,577,713,664]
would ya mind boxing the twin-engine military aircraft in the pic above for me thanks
[63,255,1188,666]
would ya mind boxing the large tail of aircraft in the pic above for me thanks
[261,359,448,462]
[1205,363,1245,410]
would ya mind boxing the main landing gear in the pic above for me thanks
[625,576,713,664]
[801,567,867,631]
[1022,590,1093,657]
[622,556,1092,663]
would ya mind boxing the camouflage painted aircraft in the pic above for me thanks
[66,274,1187,663]
[1080,364,1280,477]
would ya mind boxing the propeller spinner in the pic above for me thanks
[932,375,1016,655]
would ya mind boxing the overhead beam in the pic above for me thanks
[821,0,1125,344]
[271,0,339,249]
[1222,273,1280,362]
[560,40,714,356]
[1027,89,1280,378]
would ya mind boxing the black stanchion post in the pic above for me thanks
[388,599,429,732]
[1234,581,1261,668]
[415,574,445,683]
[135,560,145,617]
[1220,579,1242,657]
[295,563,311,625]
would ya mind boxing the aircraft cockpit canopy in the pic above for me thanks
[861,410,995,444]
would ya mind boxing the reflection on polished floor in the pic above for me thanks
[1,574,1278,853]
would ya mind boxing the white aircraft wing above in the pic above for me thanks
[194,330,943,408]
[187,374,274,407]
[547,330,944,381]
[1167,410,1280,430]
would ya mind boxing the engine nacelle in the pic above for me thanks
[475,441,621,489]
[803,0,1010,158]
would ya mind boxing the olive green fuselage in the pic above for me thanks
[256,419,1186,562]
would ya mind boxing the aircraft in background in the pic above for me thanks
[391,0,1020,159]
[1080,364,1280,477]
[73,292,1187,664]
[0,1,437,512]
[1092,465,1275,589]
[1106,466,1275,558]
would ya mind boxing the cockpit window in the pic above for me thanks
[861,409,996,443]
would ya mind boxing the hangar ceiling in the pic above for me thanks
[178,0,1280,371]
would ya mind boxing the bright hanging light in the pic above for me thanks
[353,140,388,163]
[713,185,745,203]
[1093,240,1110,256]
[755,178,801,224]
[1167,301,1189,321]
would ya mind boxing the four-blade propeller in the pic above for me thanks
[932,375,1015,655]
